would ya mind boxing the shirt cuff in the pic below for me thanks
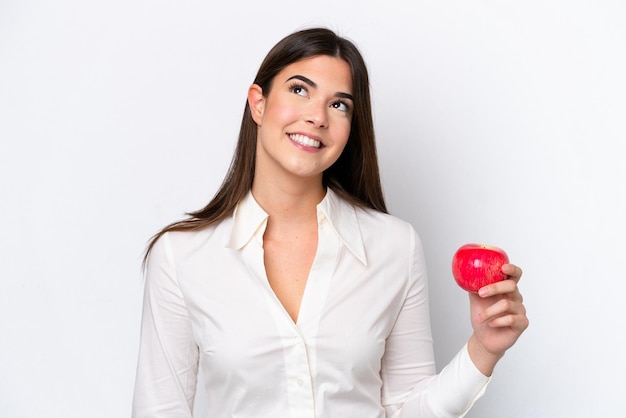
[426,343,491,418]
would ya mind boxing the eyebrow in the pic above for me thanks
[286,74,354,101]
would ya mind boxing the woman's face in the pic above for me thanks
[249,55,353,184]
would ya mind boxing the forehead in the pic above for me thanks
[276,55,353,92]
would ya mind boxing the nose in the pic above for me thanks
[305,101,328,128]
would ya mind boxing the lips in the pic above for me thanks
[288,133,321,149]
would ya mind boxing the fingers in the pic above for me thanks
[478,278,521,300]
[502,263,522,281]
[477,263,523,298]
[476,297,528,330]
[475,281,529,333]
[470,262,530,355]
[488,312,530,331]
[472,261,529,330]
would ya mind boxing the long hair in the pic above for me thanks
[143,27,387,263]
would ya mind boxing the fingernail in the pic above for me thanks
[478,288,489,297]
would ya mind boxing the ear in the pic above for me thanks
[247,84,265,125]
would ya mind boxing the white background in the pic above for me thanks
[1,0,625,417]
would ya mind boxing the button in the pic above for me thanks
[296,378,304,387]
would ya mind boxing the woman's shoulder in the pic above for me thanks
[351,206,426,279]
[151,216,233,258]
[349,206,422,262]
[356,205,417,235]
[324,189,419,244]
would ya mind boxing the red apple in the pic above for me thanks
[451,243,509,293]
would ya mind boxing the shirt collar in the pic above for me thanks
[227,189,367,266]
[227,191,269,250]
[317,188,367,265]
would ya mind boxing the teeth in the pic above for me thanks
[289,134,321,148]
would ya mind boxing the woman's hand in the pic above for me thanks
[467,263,529,376]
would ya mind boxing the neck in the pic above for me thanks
[251,174,326,222]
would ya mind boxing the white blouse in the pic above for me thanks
[132,189,490,418]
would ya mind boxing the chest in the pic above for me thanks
[262,226,318,323]
[172,220,411,383]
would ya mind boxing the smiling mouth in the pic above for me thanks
[288,133,321,149]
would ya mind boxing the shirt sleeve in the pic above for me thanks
[132,232,199,418]
[381,226,490,418]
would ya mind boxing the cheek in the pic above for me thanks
[263,100,300,126]
[333,120,352,149]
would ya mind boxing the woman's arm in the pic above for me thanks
[132,233,199,418]
[382,226,493,418]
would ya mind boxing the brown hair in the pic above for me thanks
[143,27,387,264]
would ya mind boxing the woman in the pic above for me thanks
[132,27,529,417]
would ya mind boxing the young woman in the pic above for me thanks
[132,27,529,418]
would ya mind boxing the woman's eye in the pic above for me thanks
[331,101,351,113]
[290,84,308,97]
